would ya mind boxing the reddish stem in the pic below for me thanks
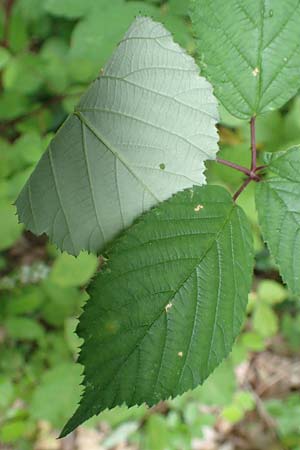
[233,177,252,202]
[231,115,262,201]
[250,116,257,171]
[216,158,251,176]
[255,164,267,172]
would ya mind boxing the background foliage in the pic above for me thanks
[0,0,299,449]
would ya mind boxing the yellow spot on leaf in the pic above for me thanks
[178,351,183,357]
[194,204,204,212]
[252,67,260,77]
[165,303,172,312]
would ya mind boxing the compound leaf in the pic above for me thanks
[61,185,254,436]
[256,146,300,294]
[16,17,219,256]
[190,0,300,119]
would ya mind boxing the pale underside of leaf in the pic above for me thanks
[60,185,254,437]
[256,146,300,295]
[190,0,300,119]
[15,17,219,255]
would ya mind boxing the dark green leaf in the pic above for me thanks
[61,185,254,436]
[256,146,300,294]
[190,0,300,119]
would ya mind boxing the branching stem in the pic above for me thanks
[216,158,251,176]
[213,116,265,202]
[232,177,252,201]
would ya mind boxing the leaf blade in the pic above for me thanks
[190,0,300,119]
[256,146,300,294]
[16,17,219,255]
[61,185,254,436]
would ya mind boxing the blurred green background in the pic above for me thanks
[0,0,300,449]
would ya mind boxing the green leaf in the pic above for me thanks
[16,17,219,256]
[190,0,300,119]
[40,281,84,326]
[174,360,236,408]
[0,376,15,410]
[222,404,244,423]
[68,1,157,82]
[61,185,254,436]
[8,9,29,53]
[0,420,28,443]
[0,91,30,120]
[44,0,96,19]
[256,146,300,294]
[253,303,278,337]
[30,363,82,428]
[169,0,188,15]
[240,331,265,351]
[144,415,171,450]
[281,313,300,352]
[0,47,10,69]
[257,279,287,304]
[5,317,45,341]
[50,251,98,287]
[6,286,44,315]
[0,200,23,251]
[3,54,44,95]
[64,318,82,355]
[40,37,70,94]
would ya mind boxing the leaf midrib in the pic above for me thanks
[83,201,236,397]
[254,0,265,113]
[74,111,160,203]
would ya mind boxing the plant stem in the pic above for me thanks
[232,177,252,201]
[216,158,251,176]
[231,115,261,202]
[255,164,267,172]
[250,116,257,171]
[1,0,15,48]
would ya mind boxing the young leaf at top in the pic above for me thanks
[60,185,254,437]
[190,0,300,119]
[15,17,219,256]
[256,147,300,295]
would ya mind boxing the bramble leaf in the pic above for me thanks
[190,0,300,119]
[16,17,219,256]
[60,185,254,436]
[256,146,300,294]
